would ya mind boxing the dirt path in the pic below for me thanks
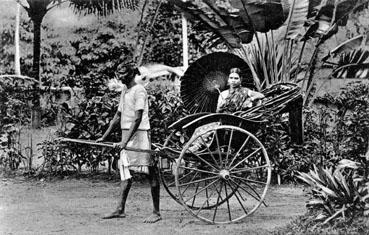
[0,176,307,235]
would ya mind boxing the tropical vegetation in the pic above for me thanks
[1,0,369,232]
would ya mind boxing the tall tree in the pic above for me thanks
[15,0,140,128]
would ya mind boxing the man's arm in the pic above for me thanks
[97,110,121,142]
[119,110,143,149]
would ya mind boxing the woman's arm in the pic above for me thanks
[216,90,228,112]
[248,90,265,101]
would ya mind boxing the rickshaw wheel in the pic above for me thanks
[175,125,271,224]
[159,129,190,205]
[160,129,237,210]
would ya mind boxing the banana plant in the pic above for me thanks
[170,0,369,105]
[307,34,369,106]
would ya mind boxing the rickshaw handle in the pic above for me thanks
[59,137,158,155]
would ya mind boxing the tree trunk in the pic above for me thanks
[31,17,43,129]
[14,3,21,76]
[33,17,42,83]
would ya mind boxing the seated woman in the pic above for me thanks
[188,67,264,153]
[216,67,264,113]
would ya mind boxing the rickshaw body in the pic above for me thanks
[157,66,303,224]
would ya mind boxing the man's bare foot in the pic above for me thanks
[102,210,126,219]
[143,213,162,223]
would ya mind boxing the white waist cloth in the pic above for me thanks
[119,130,152,181]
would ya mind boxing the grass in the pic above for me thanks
[274,212,369,235]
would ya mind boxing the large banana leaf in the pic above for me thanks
[170,0,290,48]
[282,0,310,40]
[303,0,369,41]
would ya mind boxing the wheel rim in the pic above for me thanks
[175,125,271,224]
[160,129,235,209]
[159,129,191,205]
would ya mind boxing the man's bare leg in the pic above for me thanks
[102,178,132,219]
[143,166,161,223]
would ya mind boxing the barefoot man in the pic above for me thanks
[97,65,161,223]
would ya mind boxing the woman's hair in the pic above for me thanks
[229,67,241,74]
[229,67,242,78]
[229,68,243,81]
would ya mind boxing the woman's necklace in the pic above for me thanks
[229,86,241,94]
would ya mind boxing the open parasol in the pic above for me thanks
[181,52,252,113]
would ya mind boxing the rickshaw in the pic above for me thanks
[64,52,303,224]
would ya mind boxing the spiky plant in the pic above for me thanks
[297,159,369,224]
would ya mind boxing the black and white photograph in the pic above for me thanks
[1,0,369,234]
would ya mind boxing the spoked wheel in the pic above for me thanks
[159,129,191,204]
[159,128,236,209]
[175,125,271,224]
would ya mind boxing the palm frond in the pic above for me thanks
[69,0,140,16]
[333,49,369,78]
[322,34,367,62]
[331,35,366,57]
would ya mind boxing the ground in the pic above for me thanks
[0,175,307,235]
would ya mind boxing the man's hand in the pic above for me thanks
[113,142,127,150]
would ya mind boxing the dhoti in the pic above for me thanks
[119,130,152,181]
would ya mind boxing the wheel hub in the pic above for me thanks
[219,169,230,180]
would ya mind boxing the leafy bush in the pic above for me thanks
[38,138,116,174]
[66,27,134,98]
[308,82,369,166]
[146,80,187,143]
[36,92,118,174]
[297,159,369,224]
[61,94,119,140]
[256,113,320,183]
[0,124,25,170]
[274,214,369,235]
[254,82,369,183]
[38,80,185,174]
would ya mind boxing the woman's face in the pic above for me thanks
[228,72,241,88]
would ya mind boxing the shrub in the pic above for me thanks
[297,158,369,224]
[146,80,187,144]
[257,113,320,183]
[0,124,25,170]
[310,82,369,166]
[38,80,186,174]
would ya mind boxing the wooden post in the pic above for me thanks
[182,12,189,70]
[28,133,33,171]
[289,97,304,144]
[15,3,21,76]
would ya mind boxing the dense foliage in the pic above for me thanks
[298,161,369,224]
[253,82,369,184]
[1,2,368,233]
[37,81,186,173]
